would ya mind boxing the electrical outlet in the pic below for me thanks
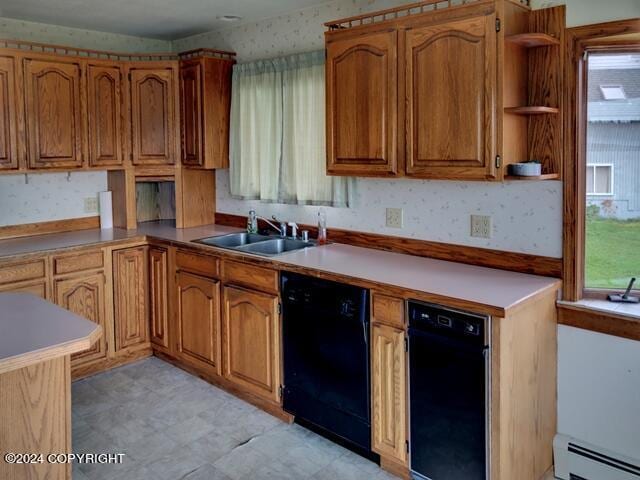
[386,208,403,229]
[470,215,492,239]
[84,197,98,214]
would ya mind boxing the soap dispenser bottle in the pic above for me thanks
[247,210,258,234]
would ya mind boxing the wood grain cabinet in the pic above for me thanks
[55,273,107,365]
[149,247,169,350]
[326,30,398,176]
[0,55,18,170]
[179,56,233,169]
[23,57,84,169]
[87,64,123,167]
[175,270,221,374]
[222,285,280,403]
[371,323,407,465]
[113,247,149,351]
[405,14,497,180]
[129,66,177,166]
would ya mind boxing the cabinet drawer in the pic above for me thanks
[223,260,278,294]
[176,249,220,278]
[0,258,46,285]
[372,293,405,329]
[54,250,104,275]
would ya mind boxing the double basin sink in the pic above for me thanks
[194,232,314,257]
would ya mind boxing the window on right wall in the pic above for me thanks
[584,52,640,290]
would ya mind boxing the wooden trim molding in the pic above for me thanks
[0,216,100,240]
[558,302,640,342]
[563,18,640,301]
[215,213,562,278]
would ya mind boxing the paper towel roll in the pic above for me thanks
[99,191,113,230]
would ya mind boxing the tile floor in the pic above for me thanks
[72,357,399,480]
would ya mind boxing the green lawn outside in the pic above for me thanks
[585,217,640,289]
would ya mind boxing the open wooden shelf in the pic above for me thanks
[504,173,560,181]
[506,33,560,48]
[504,106,559,115]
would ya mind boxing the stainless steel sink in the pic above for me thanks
[235,238,314,257]
[194,232,271,248]
[193,233,314,257]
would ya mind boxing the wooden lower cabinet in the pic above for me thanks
[175,271,221,373]
[222,285,280,404]
[113,247,149,350]
[371,323,408,465]
[149,247,169,349]
[55,272,107,366]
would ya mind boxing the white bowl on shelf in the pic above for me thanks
[508,162,542,177]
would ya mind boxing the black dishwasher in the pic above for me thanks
[281,272,374,458]
[409,301,490,480]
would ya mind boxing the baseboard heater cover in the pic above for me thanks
[554,434,640,480]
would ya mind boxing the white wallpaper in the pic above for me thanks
[0,172,108,226]
[177,0,564,258]
[0,18,171,227]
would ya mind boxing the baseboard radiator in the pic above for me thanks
[554,434,640,480]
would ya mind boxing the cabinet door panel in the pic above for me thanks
[371,323,407,464]
[180,62,202,166]
[406,14,496,179]
[223,286,280,403]
[176,271,220,372]
[0,56,18,170]
[149,247,169,349]
[326,30,398,176]
[55,273,106,365]
[130,68,176,165]
[24,58,83,169]
[113,247,149,350]
[87,64,123,167]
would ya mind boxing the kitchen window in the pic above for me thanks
[586,164,613,196]
[228,50,354,207]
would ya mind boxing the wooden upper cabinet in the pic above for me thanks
[326,30,398,176]
[405,14,497,179]
[129,67,177,166]
[113,247,149,350]
[55,273,107,365]
[222,285,280,403]
[0,56,18,170]
[24,58,83,169]
[179,57,233,169]
[176,271,221,374]
[149,247,169,350]
[180,62,202,167]
[87,64,123,167]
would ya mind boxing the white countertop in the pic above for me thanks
[0,294,102,374]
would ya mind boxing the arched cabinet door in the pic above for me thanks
[24,58,84,169]
[405,14,497,180]
[222,285,280,403]
[326,30,398,176]
[0,55,18,170]
[176,271,221,374]
[87,64,123,167]
[179,61,203,167]
[129,67,177,166]
[55,273,107,365]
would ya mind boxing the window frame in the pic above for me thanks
[564,19,640,302]
[585,164,614,196]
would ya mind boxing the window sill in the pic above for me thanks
[557,299,640,341]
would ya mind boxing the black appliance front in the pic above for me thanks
[409,301,489,480]
[281,272,372,456]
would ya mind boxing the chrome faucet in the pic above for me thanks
[255,214,287,237]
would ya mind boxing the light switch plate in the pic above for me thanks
[471,215,492,239]
[84,197,98,214]
[386,208,403,229]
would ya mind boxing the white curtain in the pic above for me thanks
[229,51,354,207]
